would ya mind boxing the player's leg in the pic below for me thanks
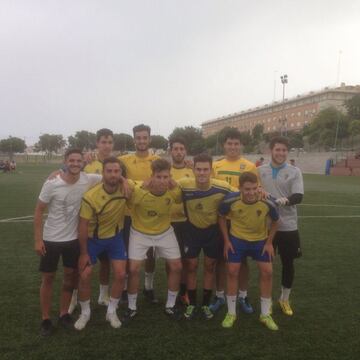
[184,257,198,319]
[209,258,226,313]
[143,248,157,303]
[97,252,110,306]
[201,256,217,319]
[238,259,253,313]
[121,215,132,303]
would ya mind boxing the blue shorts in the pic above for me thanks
[88,231,128,265]
[227,236,270,263]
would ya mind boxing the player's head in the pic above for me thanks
[133,124,151,152]
[193,153,212,186]
[223,128,242,159]
[169,137,187,165]
[102,156,122,187]
[64,148,83,175]
[239,172,258,203]
[269,136,289,166]
[151,158,171,193]
[96,128,113,158]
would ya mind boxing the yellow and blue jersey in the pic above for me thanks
[219,192,279,241]
[118,153,160,181]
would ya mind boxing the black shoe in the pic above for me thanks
[121,308,137,326]
[40,319,53,337]
[143,289,159,304]
[165,306,182,321]
[58,313,73,329]
[120,290,128,304]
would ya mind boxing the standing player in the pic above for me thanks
[258,136,304,316]
[177,153,234,320]
[219,172,280,330]
[74,157,130,330]
[210,129,258,314]
[118,124,160,303]
[34,149,101,336]
[123,159,182,320]
[169,137,193,304]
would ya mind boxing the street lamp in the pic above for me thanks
[279,74,288,136]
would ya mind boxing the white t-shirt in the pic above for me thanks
[258,163,304,232]
[39,172,102,242]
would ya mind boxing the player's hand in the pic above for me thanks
[168,178,177,190]
[257,186,270,200]
[121,177,132,199]
[83,151,96,165]
[35,240,46,256]
[275,197,289,207]
[223,241,234,260]
[78,254,91,273]
[184,159,194,168]
[262,242,275,261]
[141,178,152,190]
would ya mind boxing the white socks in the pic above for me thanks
[128,293,138,311]
[238,290,247,299]
[216,290,225,300]
[280,286,291,301]
[99,284,109,298]
[165,290,178,308]
[144,272,155,290]
[260,297,272,316]
[226,295,237,315]
[107,297,120,314]
[79,300,91,316]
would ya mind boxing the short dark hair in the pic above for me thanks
[239,171,258,187]
[96,128,113,141]
[151,158,171,173]
[133,124,151,136]
[269,136,289,150]
[64,148,83,159]
[223,128,241,143]
[103,156,121,169]
[169,137,187,150]
[193,153,212,167]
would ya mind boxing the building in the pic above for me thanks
[201,83,360,137]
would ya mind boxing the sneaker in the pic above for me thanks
[259,314,279,331]
[106,312,122,328]
[279,300,293,316]
[201,305,214,320]
[209,296,225,314]
[222,313,237,328]
[68,292,78,314]
[121,308,137,326]
[143,289,159,304]
[58,313,73,329]
[74,314,90,331]
[184,305,196,320]
[98,293,110,306]
[120,290,128,304]
[180,293,190,306]
[238,296,254,314]
[40,319,53,337]
[164,306,182,320]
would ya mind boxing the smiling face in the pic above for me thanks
[134,130,151,152]
[224,138,241,160]
[240,181,258,203]
[151,169,170,193]
[65,153,83,176]
[271,143,289,166]
[170,142,186,165]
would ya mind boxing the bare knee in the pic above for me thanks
[41,273,55,286]
[168,260,182,274]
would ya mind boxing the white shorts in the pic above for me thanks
[129,226,181,261]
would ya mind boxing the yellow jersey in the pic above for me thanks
[212,157,258,188]
[219,192,279,241]
[177,177,235,229]
[80,182,130,239]
[170,166,193,222]
[128,184,179,235]
[83,160,103,175]
[118,153,160,181]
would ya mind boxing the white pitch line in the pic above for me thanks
[299,203,360,208]
[0,215,34,223]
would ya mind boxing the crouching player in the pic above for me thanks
[219,172,280,331]
[74,157,130,330]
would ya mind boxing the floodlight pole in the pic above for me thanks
[280,74,288,136]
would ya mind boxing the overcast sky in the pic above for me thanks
[1,0,360,145]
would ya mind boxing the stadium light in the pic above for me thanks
[279,74,288,136]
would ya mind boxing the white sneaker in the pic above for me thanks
[98,293,110,306]
[74,314,90,331]
[106,312,121,329]
[68,292,78,314]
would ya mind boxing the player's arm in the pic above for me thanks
[262,203,280,260]
[218,215,234,260]
[34,200,47,256]
[78,217,91,272]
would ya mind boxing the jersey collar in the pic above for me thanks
[270,162,287,179]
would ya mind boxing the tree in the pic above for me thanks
[252,124,264,143]
[288,132,304,148]
[0,136,26,157]
[150,135,168,150]
[344,94,360,120]
[169,126,205,155]
[349,120,360,137]
[35,134,66,154]
[319,129,335,149]
[113,133,134,152]
[68,131,96,150]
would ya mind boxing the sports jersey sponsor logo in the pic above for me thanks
[256,210,262,217]
[147,210,157,217]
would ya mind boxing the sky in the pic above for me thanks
[1,0,360,145]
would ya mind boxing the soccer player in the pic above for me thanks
[219,172,280,331]
[34,149,102,336]
[169,137,193,305]
[118,124,160,303]
[123,159,182,321]
[69,128,116,313]
[258,136,304,316]
[177,153,234,320]
[210,128,258,314]
[74,157,130,330]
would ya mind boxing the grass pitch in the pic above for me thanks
[0,165,359,360]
